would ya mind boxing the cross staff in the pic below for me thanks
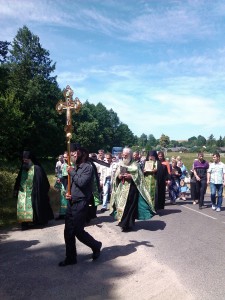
[56,85,82,197]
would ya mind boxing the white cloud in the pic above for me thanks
[1,0,225,140]
[0,0,216,43]
[0,0,70,25]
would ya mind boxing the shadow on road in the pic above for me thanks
[157,208,182,216]
[134,220,166,231]
[96,240,153,263]
[85,214,116,227]
[0,234,152,299]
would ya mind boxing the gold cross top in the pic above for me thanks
[56,85,82,138]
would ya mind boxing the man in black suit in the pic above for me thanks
[59,147,102,266]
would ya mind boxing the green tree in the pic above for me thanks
[187,136,197,147]
[0,41,10,95]
[169,140,180,148]
[148,134,157,147]
[8,26,56,94]
[216,136,224,147]
[0,93,29,158]
[94,103,116,150]
[73,101,135,152]
[139,133,148,148]
[206,134,216,147]
[159,134,170,148]
[0,41,10,63]
[116,123,135,147]
[197,135,206,147]
[3,26,64,157]
[76,120,102,151]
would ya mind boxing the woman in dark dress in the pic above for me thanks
[144,150,170,211]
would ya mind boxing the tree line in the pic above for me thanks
[0,26,137,160]
[1,26,224,161]
[139,134,225,153]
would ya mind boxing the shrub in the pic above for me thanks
[0,170,18,227]
[0,170,17,201]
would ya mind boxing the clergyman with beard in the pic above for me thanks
[58,147,102,267]
[110,147,155,232]
[13,150,54,230]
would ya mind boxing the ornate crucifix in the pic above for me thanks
[56,85,82,196]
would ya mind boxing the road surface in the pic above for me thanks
[0,193,224,299]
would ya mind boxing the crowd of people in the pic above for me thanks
[14,147,225,266]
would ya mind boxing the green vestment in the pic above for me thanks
[54,180,67,215]
[110,161,155,222]
[144,161,157,208]
[17,165,34,222]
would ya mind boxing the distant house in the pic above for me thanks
[218,147,225,153]
[177,140,188,143]
[168,147,188,152]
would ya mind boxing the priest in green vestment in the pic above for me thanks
[14,151,54,230]
[110,147,155,232]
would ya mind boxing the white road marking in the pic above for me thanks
[182,205,217,220]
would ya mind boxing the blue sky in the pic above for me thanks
[1,0,225,141]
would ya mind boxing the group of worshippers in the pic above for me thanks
[13,146,225,267]
[12,145,185,267]
[13,147,175,233]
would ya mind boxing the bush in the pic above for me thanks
[0,170,18,227]
[0,170,17,200]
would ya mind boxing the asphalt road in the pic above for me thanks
[134,193,225,300]
[0,193,224,300]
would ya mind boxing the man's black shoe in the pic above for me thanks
[92,242,102,260]
[58,258,77,267]
[100,208,107,212]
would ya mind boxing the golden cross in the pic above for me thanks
[56,85,82,196]
[56,85,82,137]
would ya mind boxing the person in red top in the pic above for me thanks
[158,151,171,174]
[158,151,171,193]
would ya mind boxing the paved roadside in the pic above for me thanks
[0,212,194,300]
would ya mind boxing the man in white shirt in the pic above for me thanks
[207,152,225,212]
[100,153,113,212]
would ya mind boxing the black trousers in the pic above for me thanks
[64,199,100,261]
[118,181,139,230]
[195,179,207,207]
[190,181,198,201]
